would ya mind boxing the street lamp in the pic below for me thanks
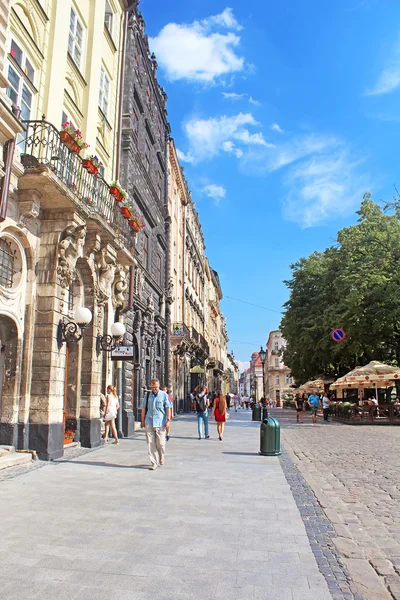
[57,306,92,348]
[96,321,126,354]
[259,345,266,399]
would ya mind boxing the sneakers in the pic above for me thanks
[205,436,210,439]
[113,440,119,444]
[166,435,170,442]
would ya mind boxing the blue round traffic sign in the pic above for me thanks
[331,328,346,342]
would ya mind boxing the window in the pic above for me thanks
[7,65,32,120]
[285,375,293,385]
[133,108,139,136]
[68,8,84,68]
[274,341,279,352]
[142,234,149,269]
[275,376,280,386]
[156,171,162,199]
[144,139,151,173]
[104,1,113,35]
[0,239,15,288]
[99,65,110,116]
[155,254,162,285]
[274,358,279,367]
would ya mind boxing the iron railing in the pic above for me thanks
[19,119,132,243]
[171,322,190,338]
[329,403,400,425]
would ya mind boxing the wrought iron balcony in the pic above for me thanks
[18,119,132,244]
[171,322,190,338]
[191,326,199,344]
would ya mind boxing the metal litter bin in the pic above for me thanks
[259,417,281,456]
[252,404,262,421]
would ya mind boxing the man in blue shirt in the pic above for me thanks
[308,393,320,423]
[141,378,172,470]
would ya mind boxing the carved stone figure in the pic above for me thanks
[113,266,128,310]
[57,225,86,289]
[95,248,116,307]
[146,295,155,323]
[165,277,174,305]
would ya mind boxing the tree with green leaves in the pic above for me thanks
[281,196,400,384]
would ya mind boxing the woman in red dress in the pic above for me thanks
[213,391,227,441]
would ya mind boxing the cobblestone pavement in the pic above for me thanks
[280,408,400,600]
[0,411,332,600]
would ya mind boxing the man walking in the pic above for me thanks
[322,392,330,422]
[141,379,172,470]
[195,385,210,439]
[308,392,320,423]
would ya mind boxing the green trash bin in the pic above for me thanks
[259,417,281,456]
[252,404,262,421]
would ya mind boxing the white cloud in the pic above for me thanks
[202,184,226,203]
[283,151,369,228]
[222,92,261,105]
[149,9,244,83]
[365,40,400,95]
[222,92,246,100]
[181,112,272,162]
[176,148,195,164]
[237,360,250,373]
[271,123,284,133]
[202,8,242,31]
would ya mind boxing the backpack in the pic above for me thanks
[195,395,206,413]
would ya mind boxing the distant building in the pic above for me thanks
[265,330,293,406]
[250,351,264,400]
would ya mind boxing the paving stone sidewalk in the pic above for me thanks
[0,410,333,600]
[281,408,400,600]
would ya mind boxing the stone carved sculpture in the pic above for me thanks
[57,225,86,289]
[95,248,116,307]
[134,266,145,300]
[113,265,128,310]
[165,277,174,305]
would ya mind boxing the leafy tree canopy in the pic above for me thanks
[280,195,400,384]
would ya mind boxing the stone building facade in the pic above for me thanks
[0,0,137,459]
[119,3,171,425]
[265,329,293,406]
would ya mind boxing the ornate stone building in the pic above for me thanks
[265,330,293,406]
[119,3,171,425]
[168,139,209,410]
[0,0,136,459]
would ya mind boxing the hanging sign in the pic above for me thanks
[331,328,346,343]
[111,345,135,361]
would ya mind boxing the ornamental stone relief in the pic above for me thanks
[57,225,86,289]
[113,266,128,311]
[94,248,116,307]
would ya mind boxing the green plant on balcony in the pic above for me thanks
[60,122,89,154]
[120,201,132,220]
[128,210,145,232]
[109,181,127,202]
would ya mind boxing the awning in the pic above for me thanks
[190,365,205,374]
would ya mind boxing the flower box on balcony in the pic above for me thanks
[60,131,81,154]
[120,206,131,220]
[110,186,123,202]
[110,181,127,203]
[129,219,141,233]
[82,159,98,175]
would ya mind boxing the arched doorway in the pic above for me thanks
[0,315,20,445]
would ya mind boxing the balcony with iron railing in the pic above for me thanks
[171,322,191,339]
[17,119,135,257]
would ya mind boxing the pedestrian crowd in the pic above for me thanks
[293,390,333,423]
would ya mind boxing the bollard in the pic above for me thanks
[259,417,281,456]
[252,404,262,421]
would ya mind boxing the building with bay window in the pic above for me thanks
[264,330,293,406]
[0,0,139,459]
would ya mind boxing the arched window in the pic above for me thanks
[0,239,15,288]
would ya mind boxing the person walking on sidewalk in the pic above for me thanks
[141,378,172,470]
[308,392,320,423]
[322,392,330,422]
[103,385,120,444]
[295,392,305,424]
[162,386,173,441]
[213,390,227,441]
[195,385,210,439]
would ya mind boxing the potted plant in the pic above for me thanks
[109,181,127,203]
[107,221,120,234]
[60,122,89,155]
[82,155,103,175]
[128,211,145,232]
[64,430,74,445]
[85,197,95,207]
[120,202,131,220]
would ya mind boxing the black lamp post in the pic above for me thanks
[259,345,267,400]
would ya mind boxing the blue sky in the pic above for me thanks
[141,0,400,367]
